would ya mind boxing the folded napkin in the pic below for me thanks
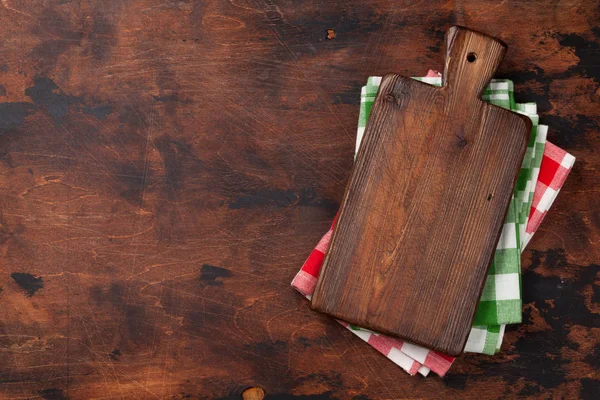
[523,142,576,247]
[293,75,575,376]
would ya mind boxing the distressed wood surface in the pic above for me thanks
[311,27,530,356]
[0,1,598,399]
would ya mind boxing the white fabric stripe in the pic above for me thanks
[356,126,365,157]
[356,126,365,144]
[410,78,510,90]
[537,125,548,142]
[486,93,510,100]
[464,327,486,353]
[488,81,509,90]
[562,153,576,168]
[388,348,417,373]
[371,76,382,85]
[419,77,440,84]
[523,232,534,249]
[418,366,430,377]
[538,187,557,212]
[515,109,537,117]
[494,273,521,300]
[523,103,537,114]
[351,328,372,341]
[315,230,332,253]
[496,223,517,249]
[524,180,532,200]
[496,325,506,350]
[400,342,429,363]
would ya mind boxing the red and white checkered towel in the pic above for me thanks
[523,142,576,247]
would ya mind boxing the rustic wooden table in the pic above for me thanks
[0,1,598,399]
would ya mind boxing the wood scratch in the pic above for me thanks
[1,0,33,18]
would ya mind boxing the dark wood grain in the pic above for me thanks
[0,1,598,399]
[311,27,531,356]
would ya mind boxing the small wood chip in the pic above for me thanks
[242,387,265,400]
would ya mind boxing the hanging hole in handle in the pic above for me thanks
[467,52,477,63]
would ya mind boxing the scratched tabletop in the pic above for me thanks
[0,1,598,399]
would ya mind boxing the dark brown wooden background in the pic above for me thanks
[0,1,598,399]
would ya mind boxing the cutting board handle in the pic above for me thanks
[442,26,507,99]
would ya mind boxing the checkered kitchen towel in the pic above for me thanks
[292,143,574,371]
[359,75,538,327]
[293,75,575,375]
[292,142,573,372]
[523,142,576,247]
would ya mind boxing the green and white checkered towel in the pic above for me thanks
[357,76,547,354]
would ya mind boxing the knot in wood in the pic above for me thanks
[384,93,396,103]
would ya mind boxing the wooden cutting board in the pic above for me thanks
[310,26,531,356]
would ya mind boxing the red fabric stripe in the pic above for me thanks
[544,141,566,162]
[315,229,333,253]
[368,334,394,356]
[387,337,407,350]
[434,351,455,363]
[549,165,570,190]
[527,209,547,235]
[291,270,318,296]
[538,155,560,187]
[424,353,453,377]
[301,249,325,278]
[408,362,421,376]
[331,213,339,229]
